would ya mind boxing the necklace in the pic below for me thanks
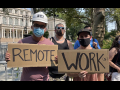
[55,36,64,41]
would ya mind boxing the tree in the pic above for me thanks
[93,8,105,47]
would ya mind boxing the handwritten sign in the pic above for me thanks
[58,49,109,73]
[7,43,58,67]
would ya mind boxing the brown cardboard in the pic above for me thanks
[58,49,109,73]
[7,43,58,67]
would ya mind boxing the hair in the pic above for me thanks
[84,25,91,29]
[109,35,120,51]
[55,23,64,29]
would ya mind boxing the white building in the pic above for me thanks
[0,8,32,43]
[0,8,66,43]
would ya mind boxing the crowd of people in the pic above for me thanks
[5,11,120,81]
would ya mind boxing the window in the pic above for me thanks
[9,9,12,13]
[9,17,13,25]
[20,19,23,26]
[3,17,7,24]
[20,11,23,15]
[15,18,18,25]
[15,10,18,14]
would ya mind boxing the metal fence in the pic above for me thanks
[0,43,22,81]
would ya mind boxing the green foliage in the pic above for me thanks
[43,31,49,38]
[28,31,49,38]
[104,29,117,39]
[102,29,118,49]
[102,38,114,49]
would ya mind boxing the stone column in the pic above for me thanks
[16,29,17,38]
[10,29,11,38]
[1,29,3,38]
[22,29,23,39]
[4,29,5,38]
[7,30,9,38]
[27,30,28,34]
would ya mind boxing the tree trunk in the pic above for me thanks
[115,19,120,31]
[93,8,105,48]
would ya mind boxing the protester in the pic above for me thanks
[5,12,55,81]
[74,26,101,49]
[48,23,74,81]
[109,35,120,81]
[66,29,104,81]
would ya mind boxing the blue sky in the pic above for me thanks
[27,8,116,32]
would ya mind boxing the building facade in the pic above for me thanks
[0,8,66,43]
[0,8,32,43]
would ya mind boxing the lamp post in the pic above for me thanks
[22,14,31,38]
[51,13,59,29]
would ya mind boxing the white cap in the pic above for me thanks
[32,12,48,24]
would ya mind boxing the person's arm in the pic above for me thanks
[67,40,74,50]
[109,48,120,72]
[95,39,101,49]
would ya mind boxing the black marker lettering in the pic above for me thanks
[43,50,50,61]
[23,49,31,61]
[62,53,80,70]
[50,50,55,61]
[38,50,44,61]
[89,52,97,71]
[96,53,105,71]
[79,53,89,70]
[30,49,37,62]
[12,48,24,62]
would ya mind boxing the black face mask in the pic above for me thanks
[79,38,90,47]
[56,30,63,36]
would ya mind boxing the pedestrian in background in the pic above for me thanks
[48,23,74,81]
[74,26,101,49]
[109,35,120,81]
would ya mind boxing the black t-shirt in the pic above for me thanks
[110,51,120,72]
[48,37,69,78]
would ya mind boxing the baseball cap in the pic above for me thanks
[32,12,48,24]
[77,29,92,36]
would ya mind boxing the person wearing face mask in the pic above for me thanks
[5,12,55,81]
[74,26,101,49]
[48,23,74,81]
[109,35,120,81]
[66,29,104,81]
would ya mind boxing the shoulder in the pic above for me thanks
[67,39,72,44]
[94,39,98,42]
[44,38,54,45]
[109,47,117,55]
[75,40,79,43]
[21,36,32,43]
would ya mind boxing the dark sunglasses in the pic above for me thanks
[33,24,46,28]
[56,27,65,30]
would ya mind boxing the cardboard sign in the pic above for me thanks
[7,43,58,67]
[58,49,109,73]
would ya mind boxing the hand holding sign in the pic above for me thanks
[78,71,88,78]
[55,56,58,64]
[5,51,11,62]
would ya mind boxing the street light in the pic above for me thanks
[22,14,31,34]
[51,13,59,29]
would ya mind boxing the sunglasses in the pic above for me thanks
[56,27,65,30]
[33,24,46,28]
